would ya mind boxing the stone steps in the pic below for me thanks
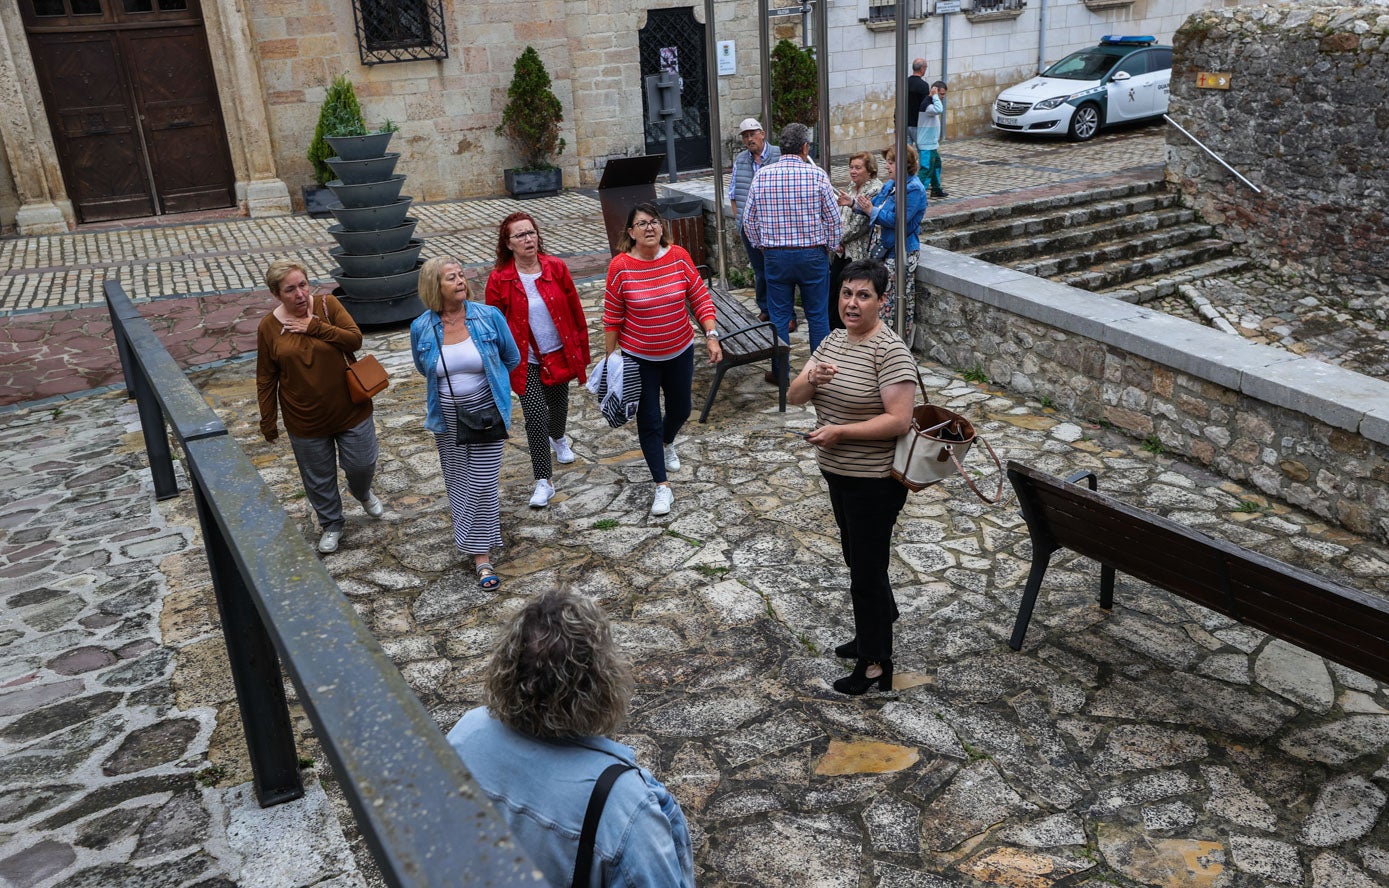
[1102,255,1255,304]
[1010,223,1221,279]
[1048,237,1240,292]
[963,206,1200,265]
[922,191,1183,254]
[923,178,1168,235]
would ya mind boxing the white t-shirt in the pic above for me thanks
[521,271,563,362]
[435,338,487,397]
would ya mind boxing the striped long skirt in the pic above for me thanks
[435,387,506,556]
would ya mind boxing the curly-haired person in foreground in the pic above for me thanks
[447,589,695,887]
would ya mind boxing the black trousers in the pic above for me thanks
[822,471,909,662]
[631,346,694,484]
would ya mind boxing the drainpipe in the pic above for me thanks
[939,13,949,132]
[893,0,909,336]
[815,0,830,172]
[704,0,727,282]
[1037,0,1047,74]
[760,0,773,132]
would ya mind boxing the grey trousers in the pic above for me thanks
[288,415,379,532]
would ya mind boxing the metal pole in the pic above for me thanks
[704,0,728,282]
[1036,0,1048,75]
[759,0,773,132]
[815,0,830,174]
[801,0,811,48]
[892,0,908,338]
[1163,115,1264,193]
[194,482,304,807]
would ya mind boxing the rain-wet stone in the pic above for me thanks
[712,710,824,768]
[0,784,81,824]
[98,648,173,688]
[633,691,766,736]
[75,805,155,849]
[102,717,200,776]
[1299,774,1386,847]
[46,645,119,675]
[0,691,122,743]
[133,789,209,859]
[1088,771,1198,816]
[1277,714,1389,766]
[997,812,1087,848]
[864,794,921,854]
[711,812,860,888]
[0,838,75,888]
[57,851,216,888]
[411,572,499,622]
[1230,835,1303,884]
[919,761,1037,852]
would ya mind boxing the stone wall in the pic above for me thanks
[1168,5,1389,290]
[246,0,766,206]
[914,247,1389,542]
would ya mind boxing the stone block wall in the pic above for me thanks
[1168,5,1389,290]
[915,247,1389,543]
[245,0,766,207]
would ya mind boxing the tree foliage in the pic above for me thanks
[307,74,367,186]
[495,46,567,171]
[770,39,819,133]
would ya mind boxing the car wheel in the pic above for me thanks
[1067,103,1101,142]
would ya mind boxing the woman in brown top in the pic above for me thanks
[788,259,916,695]
[256,259,383,555]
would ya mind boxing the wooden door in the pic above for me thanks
[19,0,235,223]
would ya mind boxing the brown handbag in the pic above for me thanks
[345,353,389,403]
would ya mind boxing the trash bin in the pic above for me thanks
[653,195,708,272]
[597,155,666,256]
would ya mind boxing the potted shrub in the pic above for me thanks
[495,46,566,198]
[770,39,819,138]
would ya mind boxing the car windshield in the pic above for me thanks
[1041,46,1131,81]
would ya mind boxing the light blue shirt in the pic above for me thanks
[868,175,927,253]
[917,94,944,151]
[448,708,695,888]
[410,302,520,434]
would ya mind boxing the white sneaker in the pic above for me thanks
[529,478,555,508]
[361,492,385,518]
[550,436,575,464]
[651,485,674,516]
[663,443,681,472]
[317,530,341,554]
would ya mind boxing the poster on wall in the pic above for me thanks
[717,40,736,76]
[660,46,680,74]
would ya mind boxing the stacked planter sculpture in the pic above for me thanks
[324,130,425,325]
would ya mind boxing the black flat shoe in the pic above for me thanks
[930,190,949,198]
[834,638,858,658]
[833,659,893,695]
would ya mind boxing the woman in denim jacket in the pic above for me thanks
[449,588,695,887]
[854,144,927,341]
[410,256,520,589]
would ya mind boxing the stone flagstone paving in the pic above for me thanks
[5,278,1385,886]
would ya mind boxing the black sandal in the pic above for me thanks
[476,562,501,591]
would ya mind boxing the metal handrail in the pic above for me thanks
[1163,114,1263,194]
[104,281,535,887]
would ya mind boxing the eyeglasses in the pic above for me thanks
[631,219,663,230]
[509,230,538,241]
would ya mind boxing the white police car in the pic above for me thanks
[992,36,1172,141]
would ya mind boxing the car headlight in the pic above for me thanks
[1033,96,1073,111]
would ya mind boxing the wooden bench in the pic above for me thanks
[1007,460,1389,685]
[696,284,790,423]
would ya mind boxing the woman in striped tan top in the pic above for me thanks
[602,202,721,517]
[788,259,916,696]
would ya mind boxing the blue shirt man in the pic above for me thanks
[728,118,780,317]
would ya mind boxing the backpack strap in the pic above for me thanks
[570,763,636,888]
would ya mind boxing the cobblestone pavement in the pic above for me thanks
[5,276,1388,886]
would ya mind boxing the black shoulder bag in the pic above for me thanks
[570,763,636,888]
[434,322,508,445]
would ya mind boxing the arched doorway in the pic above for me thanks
[18,0,236,223]
[638,7,711,172]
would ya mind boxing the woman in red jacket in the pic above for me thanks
[485,212,592,508]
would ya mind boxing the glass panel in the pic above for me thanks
[33,0,66,14]
[160,0,188,8]
[124,0,154,10]
[70,0,103,13]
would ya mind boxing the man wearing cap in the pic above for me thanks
[742,122,842,385]
[728,118,781,324]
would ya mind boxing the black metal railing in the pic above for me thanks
[352,0,448,65]
[867,0,924,22]
[104,281,533,887]
[971,0,1026,11]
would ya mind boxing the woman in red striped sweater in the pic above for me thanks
[602,203,721,516]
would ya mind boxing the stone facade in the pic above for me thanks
[1168,4,1389,291]
[914,250,1389,544]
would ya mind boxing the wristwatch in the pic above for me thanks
[705,329,720,338]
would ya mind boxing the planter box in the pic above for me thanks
[302,185,337,218]
[504,167,562,199]
[325,131,395,161]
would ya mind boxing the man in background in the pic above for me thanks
[728,118,782,325]
[906,58,930,143]
[918,80,948,198]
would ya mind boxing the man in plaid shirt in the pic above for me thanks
[743,123,843,382]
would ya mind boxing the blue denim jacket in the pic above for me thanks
[868,175,927,254]
[448,708,695,888]
[409,302,520,434]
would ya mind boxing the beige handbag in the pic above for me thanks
[892,370,1003,503]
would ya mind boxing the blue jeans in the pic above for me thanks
[631,346,694,484]
[739,227,769,315]
[763,247,830,377]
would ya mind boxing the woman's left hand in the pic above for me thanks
[806,424,843,447]
[705,337,723,365]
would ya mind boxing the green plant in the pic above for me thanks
[726,266,755,289]
[195,764,227,787]
[592,518,620,530]
[693,564,730,578]
[960,364,988,384]
[1039,395,1055,410]
[1141,434,1166,455]
[495,46,566,171]
[307,74,367,186]
[665,528,703,546]
[1235,500,1263,513]
[298,756,315,769]
[769,39,818,132]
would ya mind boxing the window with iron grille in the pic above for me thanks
[866,0,924,22]
[351,0,448,65]
[970,0,1025,12]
